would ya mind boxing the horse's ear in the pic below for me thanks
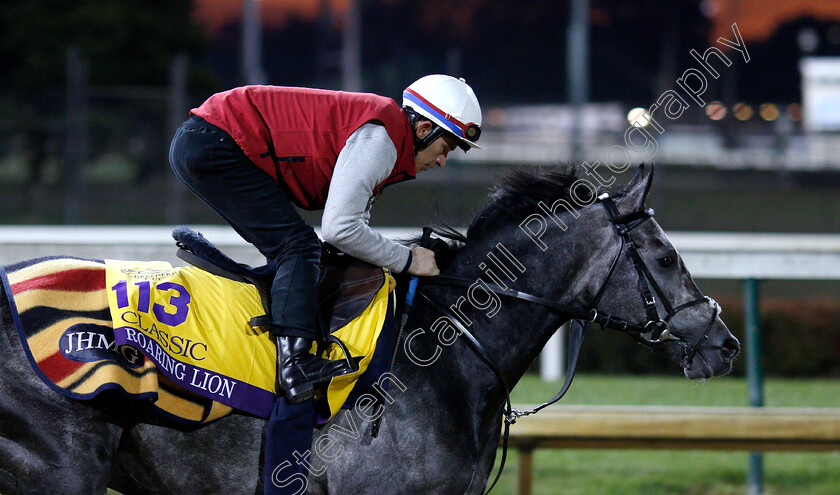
[620,163,654,212]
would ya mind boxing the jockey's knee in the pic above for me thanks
[270,225,321,261]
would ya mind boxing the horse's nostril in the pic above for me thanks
[721,338,741,359]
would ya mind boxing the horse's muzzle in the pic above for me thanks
[682,325,740,379]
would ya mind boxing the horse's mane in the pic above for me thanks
[406,163,627,268]
[467,164,598,238]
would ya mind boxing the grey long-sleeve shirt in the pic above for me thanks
[321,123,412,273]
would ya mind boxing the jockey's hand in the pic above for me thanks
[407,245,440,276]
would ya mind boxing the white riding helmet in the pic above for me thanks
[403,74,482,151]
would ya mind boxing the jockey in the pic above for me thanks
[169,74,481,492]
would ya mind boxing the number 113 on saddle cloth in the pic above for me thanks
[104,259,393,420]
[106,259,277,417]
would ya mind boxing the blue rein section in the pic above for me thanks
[400,276,419,330]
[404,277,419,308]
[400,227,432,328]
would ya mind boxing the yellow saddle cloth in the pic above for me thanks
[2,256,392,425]
[106,259,393,420]
[106,259,276,416]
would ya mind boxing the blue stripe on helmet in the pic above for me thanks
[403,91,463,138]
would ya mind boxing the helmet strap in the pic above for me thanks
[416,126,447,153]
[405,107,446,155]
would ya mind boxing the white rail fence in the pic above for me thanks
[2,226,839,276]
[1,226,838,373]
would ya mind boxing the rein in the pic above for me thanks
[407,193,721,494]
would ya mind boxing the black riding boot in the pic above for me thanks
[276,335,352,404]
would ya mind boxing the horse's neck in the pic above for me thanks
[415,237,586,399]
[381,226,598,482]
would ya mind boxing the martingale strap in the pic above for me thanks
[508,319,588,418]
[415,291,589,495]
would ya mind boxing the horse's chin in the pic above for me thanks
[682,350,733,380]
[683,361,713,380]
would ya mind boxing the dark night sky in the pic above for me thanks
[192,0,840,106]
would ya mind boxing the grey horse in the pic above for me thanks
[0,165,739,494]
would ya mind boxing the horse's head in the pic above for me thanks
[433,164,738,380]
[580,165,740,379]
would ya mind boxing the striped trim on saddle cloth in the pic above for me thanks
[2,256,400,426]
[0,257,232,425]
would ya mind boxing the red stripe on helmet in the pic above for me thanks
[404,88,470,132]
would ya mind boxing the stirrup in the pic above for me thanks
[324,335,361,373]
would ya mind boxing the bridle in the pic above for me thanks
[590,192,721,363]
[408,192,721,494]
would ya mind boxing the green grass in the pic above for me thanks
[510,373,840,408]
[45,375,840,494]
[489,374,840,495]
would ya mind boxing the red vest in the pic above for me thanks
[192,86,417,210]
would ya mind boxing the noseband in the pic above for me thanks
[411,192,720,494]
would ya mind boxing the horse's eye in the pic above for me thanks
[659,256,675,267]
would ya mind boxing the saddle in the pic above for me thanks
[3,236,396,426]
[172,228,400,423]
[172,227,385,358]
